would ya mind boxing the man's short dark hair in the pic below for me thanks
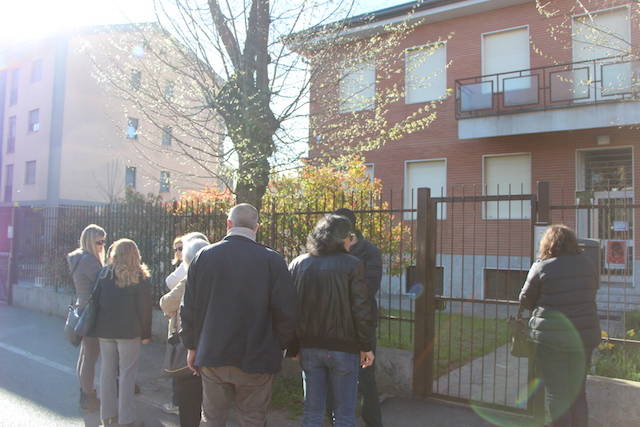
[334,208,356,231]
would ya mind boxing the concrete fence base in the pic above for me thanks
[587,375,640,427]
[11,283,169,341]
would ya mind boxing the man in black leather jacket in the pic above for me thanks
[289,214,375,427]
[335,208,383,427]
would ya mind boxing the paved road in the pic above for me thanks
[0,303,179,427]
[1,302,535,427]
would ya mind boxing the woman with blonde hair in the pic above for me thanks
[520,225,600,427]
[67,223,106,411]
[90,239,153,427]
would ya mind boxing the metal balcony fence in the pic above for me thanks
[455,55,640,119]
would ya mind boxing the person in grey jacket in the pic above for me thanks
[519,225,600,427]
[67,224,106,411]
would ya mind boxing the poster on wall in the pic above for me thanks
[605,240,627,269]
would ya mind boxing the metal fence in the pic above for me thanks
[411,186,537,415]
[11,195,418,349]
[455,54,639,119]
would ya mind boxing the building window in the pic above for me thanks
[31,59,43,83]
[405,42,447,104]
[573,7,631,96]
[364,163,374,184]
[482,27,530,92]
[483,153,531,219]
[24,161,36,185]
[406,265,444,295]
[164,81,174,99]
[7,116,16,153]
[581,147,632,192]
[484,269,528,301]
[132,43,145,58]
[9,68,19,106]
[4,165,13,202]
[339,61,375,113]
[127,117,139,139]
[162,127,172,146]
[131,70,141,90]
[125,166,137,189]
[160,171,170,193]
[404,159,447,219]
[28,109,40,132]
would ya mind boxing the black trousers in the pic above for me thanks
[176,374,203,427]
[535,344,593,427]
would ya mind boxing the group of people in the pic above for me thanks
[67,204,385,427]
[67,202,600,427]
[67,226,153,426]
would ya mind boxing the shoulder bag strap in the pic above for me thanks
[68,253,85,304]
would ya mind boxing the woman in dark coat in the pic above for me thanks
[519,225,600,427]
[67,224,106,411]
[91,238,153,427]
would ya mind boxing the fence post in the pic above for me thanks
[269,201,277,249]
[529,181,549,422]
[413,187,437,398]
[5,206,16,305]
[537,181,550,224]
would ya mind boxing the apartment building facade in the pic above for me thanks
[0,24,221,205]
[307,0,640,304]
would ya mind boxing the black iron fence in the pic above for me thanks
[10,182,640,415]
[11,194,418,349]
[456,55,639,119]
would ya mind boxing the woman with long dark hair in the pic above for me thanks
[289,214,375,427]
[520,225,600,427]
[67,224,106,411]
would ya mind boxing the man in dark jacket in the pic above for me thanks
[334,208,383,427]
[181,203,297,427]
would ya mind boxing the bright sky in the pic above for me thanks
[0,0,409,45]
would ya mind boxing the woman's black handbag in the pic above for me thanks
[74,278,102,338]
[64,257,84,347]
[163,332,191,379]
[508,306,531,358]
[64,305,83,347]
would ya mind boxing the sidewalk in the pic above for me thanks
[0,303,534,426]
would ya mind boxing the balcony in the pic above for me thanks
[455,55,640,139]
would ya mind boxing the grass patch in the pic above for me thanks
[378,308,509,375]
[271,374,304,418]
[593,329,640,382]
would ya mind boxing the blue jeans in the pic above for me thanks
[301,348,359,427]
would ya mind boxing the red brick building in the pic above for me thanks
[306,0,640,306]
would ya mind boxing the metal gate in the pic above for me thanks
[413,185,542,417]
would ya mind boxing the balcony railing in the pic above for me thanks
[455,55,640,119]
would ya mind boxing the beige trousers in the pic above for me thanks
[200,366,273,427]
[77,336,100,393]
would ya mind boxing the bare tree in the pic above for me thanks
[91,1,449,210]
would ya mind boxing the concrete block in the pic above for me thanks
[12,283,169,342]
[587,375,640,427]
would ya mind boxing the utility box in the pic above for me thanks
[578,238,600,285]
